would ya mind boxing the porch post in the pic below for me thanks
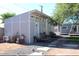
[11,20,13,36]
[46,19,48,34]
[77,25,79,33]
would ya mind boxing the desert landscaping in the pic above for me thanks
[47,48,79,56]
[0,43,79,56]
[0,43,25,54]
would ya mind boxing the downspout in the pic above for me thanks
[28,12,31,44]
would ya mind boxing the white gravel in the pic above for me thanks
[37,47,50,51]
[29,52,43,55]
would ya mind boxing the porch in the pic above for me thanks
[69,24,79,36]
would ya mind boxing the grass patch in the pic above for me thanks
[66,36,79,42]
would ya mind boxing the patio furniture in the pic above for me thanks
[33,32,53,43]
[19,34,25,44]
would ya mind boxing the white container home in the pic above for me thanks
[4,10,52,44]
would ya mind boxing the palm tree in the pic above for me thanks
[0,12,16,23]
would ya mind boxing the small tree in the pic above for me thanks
[52,3,79,24]
[48,17,58,26]
[0,12,16,23]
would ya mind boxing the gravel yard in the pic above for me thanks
[46,48,79,56]
[0,43,79,56]
[0,43,25,54]
[2,45,43,56]
[0,43,43,56]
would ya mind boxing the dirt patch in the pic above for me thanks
[0,43,25,53]
[47,48,79,56]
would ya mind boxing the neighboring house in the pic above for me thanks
[0,23,4,36]
[61,24,79,35]
[0,23,4,43]
[4,10,52,44]
[60,16,79,35]
[60,24,72,35]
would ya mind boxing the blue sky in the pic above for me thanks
[0,3,56,16]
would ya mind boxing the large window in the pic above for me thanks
[62,26,68,30]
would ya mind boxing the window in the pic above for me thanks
[62,26,68,29]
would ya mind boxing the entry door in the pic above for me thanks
[34,22,39,37]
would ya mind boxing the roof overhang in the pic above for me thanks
[30,10,50,18]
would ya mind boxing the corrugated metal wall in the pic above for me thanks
[5,12,31,44]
